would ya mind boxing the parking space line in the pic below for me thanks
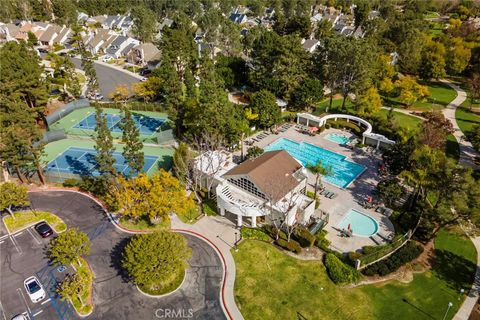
[9,235,22,254]
[41,298,51,305]
[32,310,43,316]
[17,288,31,314]
[27,228,41,245]
[13,231,24,237]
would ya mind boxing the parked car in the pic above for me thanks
[11,314,30,320]
[88,92,104,101]
[23,277,46,303]
[141,77,147,82]
[102,55,113,62]
[34,222,53,238]
[139,69,151,76]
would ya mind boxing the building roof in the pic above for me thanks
[53,27,71,43]
[39,25,59,42]
[301,39,319,51]
[223,150,302,201]
[134,42,161,62]
[121,42,136,56]
[106,35,127,54]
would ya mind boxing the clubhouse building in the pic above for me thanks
[194,150,315,227]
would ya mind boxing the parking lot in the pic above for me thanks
[0,227,77,320]
[1,191,226,320]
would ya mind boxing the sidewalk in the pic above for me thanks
[454,236,480,320]
[170,214,244,320]
[440,80,479,169]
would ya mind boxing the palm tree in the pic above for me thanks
[307,161,333,200]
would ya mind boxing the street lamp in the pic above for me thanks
[442,302,453,320]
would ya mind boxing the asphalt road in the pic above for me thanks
[0,191,225,320]
[70,58,140,99]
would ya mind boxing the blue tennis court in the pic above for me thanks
[45,147,158,177]
[73,113,165,135]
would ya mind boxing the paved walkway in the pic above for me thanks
[454,236,480,320]
[440,79,479,169]
[380,106,425,120]
[171,214,244,320]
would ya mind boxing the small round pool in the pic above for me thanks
[337,209,379,237]
[324,133,350,145]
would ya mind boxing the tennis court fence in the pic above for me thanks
[46,99,90,126]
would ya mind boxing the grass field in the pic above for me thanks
[49,107,168,143]
[384,82,457,111]
[119,215,171,231]
[42,139,174,176]
[233,229,475,320]
[376,109,423,132]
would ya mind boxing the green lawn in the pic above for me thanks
[456,106,480,134]
[70,258,93,316]
[3,211,67,233]
[233,229,476,320]
[377,109,423,132]
[384,82,457,111]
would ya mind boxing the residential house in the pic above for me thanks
[52,26,71,45]
[39,25,61,46]
[0,23,19,42]
[106,36,139,58]
[194,150,315,227]
[85,28,114,55]
[301,39,320,53]
[197,42,221,58]
[230,7,248,24]
[77,12,89,23]
[127,42,161,69]
[87,15,107,26]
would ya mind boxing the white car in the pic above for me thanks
[23,276,46,303]
[102,55,113,62]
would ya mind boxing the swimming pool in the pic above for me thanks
[337,209,379,237]
[264,138,364,188]
[325,133,350,145]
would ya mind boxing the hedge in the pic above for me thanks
[275,238,302,254]
[293,226,316,248]
[315,230,331,252]
[362,241,424,276]
[324,253,361,284]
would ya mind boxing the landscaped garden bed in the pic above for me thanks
[69,257,94,316]
[3,210,67,233]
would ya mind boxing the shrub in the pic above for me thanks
[263,224,287,240]
[363,245,385,255]
[275,238,302,254]
[63,178,80,187]
[202,199,218,216]
[293,226,316,248]
[362,241,424,276]
[315,230,331,252]
[348,251,362,263]
[241,227,271,241]
[324,253,361,284]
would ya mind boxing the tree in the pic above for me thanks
[57,273,87,307]
[48,228,91,266]
[466,73,480,110]
[445,37,471,75]
[354,0,371,30]
[122,232,192,293]
[315,19,333,39]
[131,5,157,42]
[108,171,195,224]
[382,137,417,175]
[376,178,404,208]
[250,90,281,129]
[394,76,430,107]
[291,79,324,112]
[246,146,264,159]
[49,52,81,99]
[94,105,116,177]
[419,111,454,150]
[0,182,30,219]
[27,31,38,46]
[173,142,192,184]
[132,77,162,102]
[108,84,129,105]
[52,0,77,26]
[466,125,480,152]
[284,15,312,38]
[420,39,446,80]
[0,41,49,128]
[119,107,144,175]
[354,87,382,116]
[307,161,332,200]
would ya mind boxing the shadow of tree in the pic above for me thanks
[430,249,476,291]
[110,236,132,283]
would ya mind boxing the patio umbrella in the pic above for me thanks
[310,126,319,133]
[348,224,351,232]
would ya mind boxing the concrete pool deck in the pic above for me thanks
[246,126,395,253]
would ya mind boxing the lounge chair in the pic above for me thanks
[329,193,337,199]
[383,208,393,216]
[375,206,386,214]
[324,191,332,198]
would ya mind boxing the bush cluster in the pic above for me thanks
[293,226,316,248]
[314,230,331,252]
[362,241,424,276]
[240,227,271,242]
[275,238,302,254]
[324,253,361,284]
